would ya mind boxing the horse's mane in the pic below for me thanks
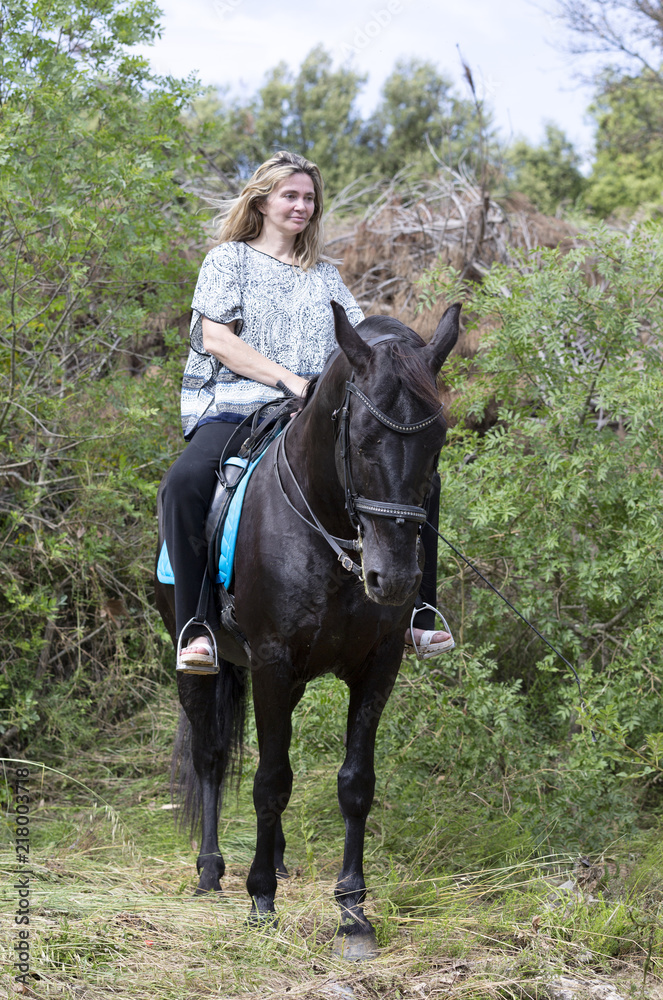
[302,315,440,411]
[385,336,441,411]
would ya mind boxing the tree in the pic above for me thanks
[549,0,663,79]
[252,46,367,195]
[362,58,481,178]
[181,51,494,202]
[183,87,266,191]
[585,68,663,214]
[505,123,587,214]
[0,0,202,745]
[547,1,663,215]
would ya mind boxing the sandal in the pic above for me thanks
[404,603,455,660]
[176,635,219,675]
[405,628,455,658]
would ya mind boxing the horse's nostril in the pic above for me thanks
[365,570,382,593]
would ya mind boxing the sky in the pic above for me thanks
[142,0,597,158]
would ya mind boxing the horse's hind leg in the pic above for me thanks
[333,654,400,958]
[177,670,244,894]
[192,735,226,894]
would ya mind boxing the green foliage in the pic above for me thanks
[586,68,663,216]
[418,223,663,847]
[183,87,265,185]
[185,48,490,198]
[252,46,367,194]
[505,123,587,215]
[0,0,201,745]
[361,58,482,179]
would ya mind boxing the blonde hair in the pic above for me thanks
[212,151,325,270]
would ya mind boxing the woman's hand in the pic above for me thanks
[202,317,308,396]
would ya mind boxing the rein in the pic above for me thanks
[273,428,362,576]
[428,521,592,725]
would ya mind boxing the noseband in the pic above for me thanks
[274,334,444,578]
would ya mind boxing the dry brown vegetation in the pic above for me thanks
[328,170,578,339]
[324,170,579,433]
[145,169,579,386]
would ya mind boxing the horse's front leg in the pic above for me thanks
[246,672,302,922]
[273,816,288,879]
[334,648,401,959]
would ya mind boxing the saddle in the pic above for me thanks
[160,390,300,660]
[206,395,296,582]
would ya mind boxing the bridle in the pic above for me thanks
[273,334,444,579]
[336,376,442,532]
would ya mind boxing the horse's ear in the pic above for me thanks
[420,303,461,373]
[331,300,372,373]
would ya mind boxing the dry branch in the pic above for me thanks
[323,169,578,337]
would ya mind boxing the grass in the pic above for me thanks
[1,678,662,999]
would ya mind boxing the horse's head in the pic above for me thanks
[331,301,460,607]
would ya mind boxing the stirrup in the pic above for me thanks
[176,618,219,675]
[404,603,455,660]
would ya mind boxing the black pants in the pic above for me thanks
[161,421,250,641]
[414,472,440,631]
[162,421,440,641]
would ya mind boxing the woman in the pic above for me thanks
[162,150,452,671]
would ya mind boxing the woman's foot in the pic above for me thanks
[177,635,218,674]
[404,626,455,659]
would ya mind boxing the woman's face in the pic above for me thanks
[259,172,316,238]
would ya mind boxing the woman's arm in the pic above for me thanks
[202,316,308,397]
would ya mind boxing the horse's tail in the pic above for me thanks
[170,661,248,836]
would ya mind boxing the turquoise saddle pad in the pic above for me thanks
[157,447,269,590]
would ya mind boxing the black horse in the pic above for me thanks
[155,302,460,958]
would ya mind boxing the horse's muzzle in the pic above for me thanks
[363,565,422,606]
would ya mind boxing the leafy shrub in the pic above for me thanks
[0,0,201,748]
[415,224,663,850]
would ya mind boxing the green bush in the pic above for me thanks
[415,224,663,851]
[0,0,201,748]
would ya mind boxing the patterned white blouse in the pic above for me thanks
[181,241,364,438]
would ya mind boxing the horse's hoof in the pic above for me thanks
[331,927,379,962]
[193,884,222,896]
[247,899,278,929]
